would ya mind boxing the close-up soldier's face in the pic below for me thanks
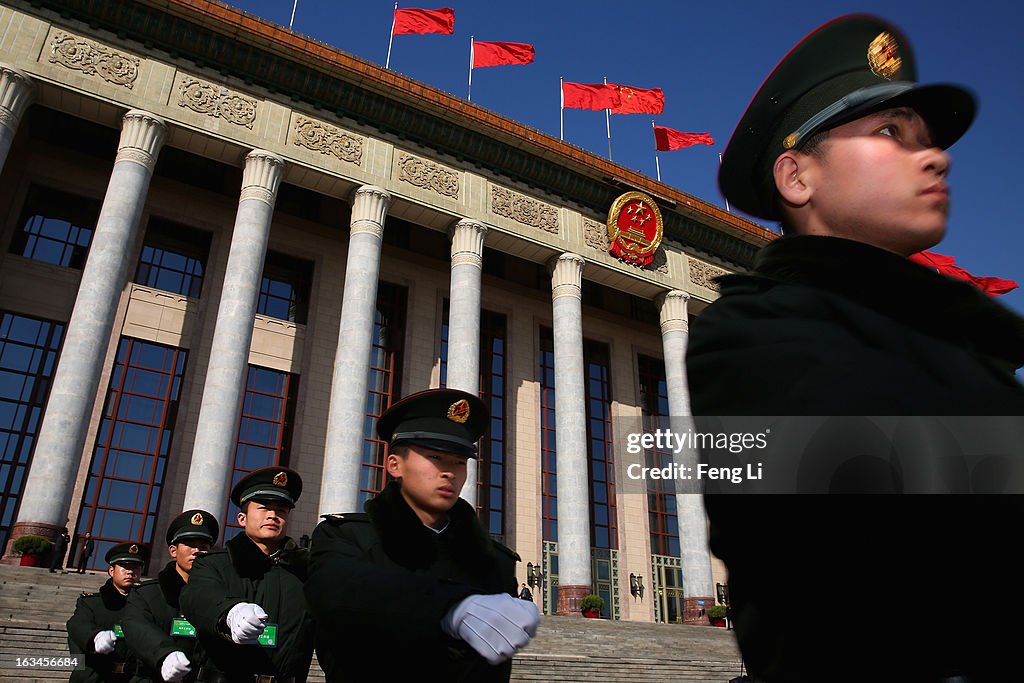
[238,500,291,543]
[108,562,141,592]
[170,538,212,574]
[779,107,951,255]
[387,445,468,522]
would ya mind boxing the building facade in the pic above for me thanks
[0,0,772,623]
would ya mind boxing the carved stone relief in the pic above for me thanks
[292,116,363,165]
[177,77,257,129]
[583,218,608,251]
[689,257,728,291]
[48,32,139,89]
[491,186,559,234]
[397,153,459,199]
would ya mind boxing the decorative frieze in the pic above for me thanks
[397,153,459,199]
[292,116,363,165]
[177,77,257,129]
[688,257,728,291]
[583,218,608,252]
[48,32,138,89]
[491,186,559,234]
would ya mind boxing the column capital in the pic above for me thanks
[449,218,487,268]
[115,110,167,171]
[549,252,585,300]
[350,185,392,239]
[657,290,690,334]
[0,65,33,130]
[240,149,285,205]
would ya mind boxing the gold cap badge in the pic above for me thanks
[447,399,470,424]
[272,471,288,487]
[191,512,204,526]
[129,544,139,554]
[867,32,901,80]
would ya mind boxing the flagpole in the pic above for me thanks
[468,36,474,101]
[289,0,298,30]
[385,2,398,70]
[559,76,564,141]
[653,120,661,182]
[603,76,613,160]
[719,153,730,212]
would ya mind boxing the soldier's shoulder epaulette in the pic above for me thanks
[79,590,98,598]
[320,512,369,525]
[491,540,521,561]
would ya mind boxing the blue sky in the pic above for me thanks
[225,0,1024,320]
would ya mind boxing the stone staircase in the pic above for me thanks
[0,564,743,682]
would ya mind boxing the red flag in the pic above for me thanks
[473,41,535,68]
[654,126,715,151]
[562,82,621,111]
[393,7,455,35]
[608,84,665,114]
[909,250,1018,296]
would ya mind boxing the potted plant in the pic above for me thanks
[707,603,728,627]
[12,534,53,567]
[580,594,604,618]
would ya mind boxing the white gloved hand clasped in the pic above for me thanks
[225,602,268,644]
[159,651,192,682]
[441,593,540,664]
[93,629,117,654]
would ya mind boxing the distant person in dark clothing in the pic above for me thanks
[518,583,533,601]
[77,531,95,573]
[49,527,70,573]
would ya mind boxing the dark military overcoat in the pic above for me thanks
[306,481,520,682]
[179,532,314,682]
[66,578,143,683]
[687,235,1024,682]
[121,561,204,682]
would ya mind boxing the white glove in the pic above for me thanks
[93,629,117,654]
[441,593,540,665]
[160,651,192,682]
[225,602,268,644]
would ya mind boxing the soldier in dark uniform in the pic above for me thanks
[180,467,313,683]
[689,14,1024,682]
[306,388,539,682]
[122,509,219,683]
[67,542,147,682]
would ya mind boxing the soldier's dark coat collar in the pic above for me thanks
[225,530,308,581]
[157,560,186,609]
[722,235,1024,371]
[365,480,496,573]
[99,577,129,609]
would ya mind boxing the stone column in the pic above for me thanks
[658,290,714,623]
[7,110,166,550]
[549,253,592,616]
[447,218,486,507]
[0,65,33,174]
[182,150,284,513]
[318,185,392,516]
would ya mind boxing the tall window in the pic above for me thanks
[0,312,64,552]
[638,354,679,557]
[223,366,299,540]
[585,340,617,549]
[258,250,313,324]
[358,282,407,507]
[539,327,557,541]
[134,218,212,298]
[539,328,618,548]
[9,185,100,268]
[75,338,187,569]
[439,303,507,540]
